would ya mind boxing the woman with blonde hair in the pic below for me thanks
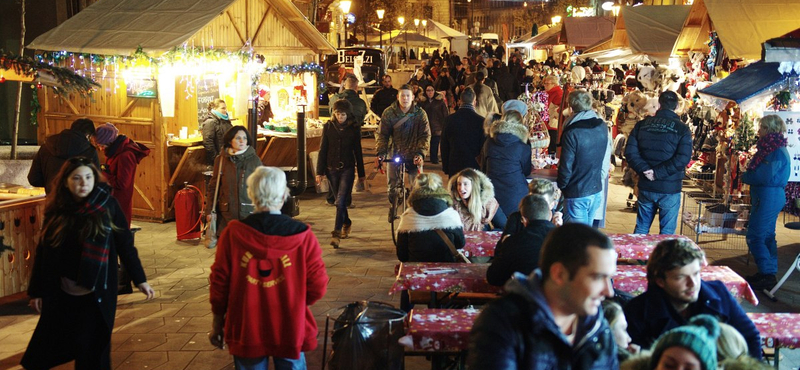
[448,168,505,231]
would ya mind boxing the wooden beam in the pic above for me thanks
[43,112,155,125]
[226,10,247,46]
[120,98,137,117]
[133,183,155,211]
[252,5,272,42]
[60,96,81,115]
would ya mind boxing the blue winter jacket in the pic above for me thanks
[482,120,532,217]
[742,146,790,212]
[624,280,762,360]
[468,270,619,370]
[625,110,692,194]
[557,117,608,198]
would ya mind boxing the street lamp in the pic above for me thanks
[422,19,427,37]
[398,16,406,66]
[377,9,385,51]
[467,0,473,37]
[551,15,562,25]
[340,1,352,47]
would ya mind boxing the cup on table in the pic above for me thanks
[167,133,174,144]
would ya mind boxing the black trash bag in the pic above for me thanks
[327,301,407,370]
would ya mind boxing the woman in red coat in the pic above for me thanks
[94,123,151,226]
[209,166,328,369]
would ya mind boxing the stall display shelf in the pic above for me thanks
[680,190,749,251]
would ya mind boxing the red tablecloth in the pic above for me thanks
[613,265,758,306]
[462,231,703,263]
[389,262,501,295]
[747,313,800,349]
[408,308,481,352]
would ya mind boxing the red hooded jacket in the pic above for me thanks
[209,220,328,359]
[104,135,150,225]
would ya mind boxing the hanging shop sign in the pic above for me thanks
[126,77,158,98]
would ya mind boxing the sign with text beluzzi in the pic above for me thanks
[765,111,800,182]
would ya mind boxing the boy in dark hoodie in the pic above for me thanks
[28,118,98,193]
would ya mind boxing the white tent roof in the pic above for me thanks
[622,5,690,62]
[579,47,651,65]
[507,24,562,48]
[28,0,335,55]
[367,31,442,48]
[561,16,615,49]
[425,19,468,40]
[705,0,800,60]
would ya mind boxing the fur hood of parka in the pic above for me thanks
[489,119,529,143]
[408,184,453,214]
[447,169,495,206]
[417,91,446,103]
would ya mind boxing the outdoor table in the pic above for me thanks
[613,265,759,306]
[747,312,800,369]
[389,262,501,307]
[406,308,480,352]
[462,231,703,263]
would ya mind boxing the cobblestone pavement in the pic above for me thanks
[1,142,798,369]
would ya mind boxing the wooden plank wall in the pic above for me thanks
[0,197,45,298]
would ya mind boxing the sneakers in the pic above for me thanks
[330,230,341,249]
[341,223,352,239]
[746,273,777,291]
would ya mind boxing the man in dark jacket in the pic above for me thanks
[557,90,608,226]
[333,75,367,127]
[625,90,692,234]
[487,194,555,286]
[28,118,99,193]
[441,87,485,177]
[468,223,618,369]
[623,239,762,360]
[370,74,398,117]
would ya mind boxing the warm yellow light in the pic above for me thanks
[422,20,427,27]
[551,15,562,24]
[524,2,528,6]
[601,1,614,10]
[376,9,385,19]
[414,18,420,26]
[339,0,351,13]
[612,5,620,17]
[398,16,405,25]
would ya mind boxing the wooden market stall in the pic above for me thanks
[27,0,336,221]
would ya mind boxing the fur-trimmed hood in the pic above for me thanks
[408,185,453,210]
[417,91,445,103]
[396,206,463,233]
[489,119,529,143]
[448,170,495,206]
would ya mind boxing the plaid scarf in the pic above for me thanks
[75,185,113,291]
[748,132,787,171]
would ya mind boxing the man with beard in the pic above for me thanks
[623,239,761,359]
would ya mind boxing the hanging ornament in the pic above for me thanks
[0,76,5,83]
[36,82,43,89]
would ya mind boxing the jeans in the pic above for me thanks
[234,354,306,370]
[746,191,785,275]
[387,159,420,203]
[564,191,602,226]
[327,167,355,231]
[634,190,681,235]
[430,135,441,163]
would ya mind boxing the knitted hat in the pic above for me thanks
[95,123,119,145]
[649,315,720,370]
[502,99,528,117]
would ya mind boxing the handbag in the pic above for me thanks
[435,230,471,263]
[204,158,223,249]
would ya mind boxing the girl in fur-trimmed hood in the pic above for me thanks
[396,173,465,264]
[448,168,504,231]
[481,110,533,217]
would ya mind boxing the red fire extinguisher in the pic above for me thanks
[175,183,203,240]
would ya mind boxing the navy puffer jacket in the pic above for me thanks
[624,109,692,194]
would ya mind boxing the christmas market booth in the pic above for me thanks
[27,0,336,222]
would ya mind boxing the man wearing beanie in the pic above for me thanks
[94,122,151,226]
[624,239,762,359]
[649,314,720,370]
[28,118,99,193]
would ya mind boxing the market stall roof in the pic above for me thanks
[27,0,336,56]
[671,0,712,58]
[425,20,468,40]
[560,16,615,50]
[705,0,800,61]
[367,31,442,48]
[622,5,691,63]
[578,47,651,65]
[507,24,562,48]
[697,61,785,110]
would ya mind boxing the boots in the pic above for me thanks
[341,223,352,239]
[330,230,341,249]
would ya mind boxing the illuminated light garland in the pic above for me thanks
[1,49,100,98]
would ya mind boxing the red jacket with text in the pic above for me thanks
[209,219,328,359]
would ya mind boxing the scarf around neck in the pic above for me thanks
[748,132,787,171]
[212,109,229,120]
[75,185,113,291]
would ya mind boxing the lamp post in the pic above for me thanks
[339,0,352,47]
[377,9,385,51]
[467,0,473,37]
[398,16,405,66]
[422,19,427,37]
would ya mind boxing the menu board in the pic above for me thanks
[197,78,220,125]
[126,78,158,99]
[766,111,800,182]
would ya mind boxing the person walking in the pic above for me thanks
[370,74,398,117]
[441,87,485,177]
[22,158,154,370]
[482,110,531,218]
[316,100,365,249]
[741,114,791,290]
[417,85,449,165]
[471,71,499,118]
[625,91,692,234]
